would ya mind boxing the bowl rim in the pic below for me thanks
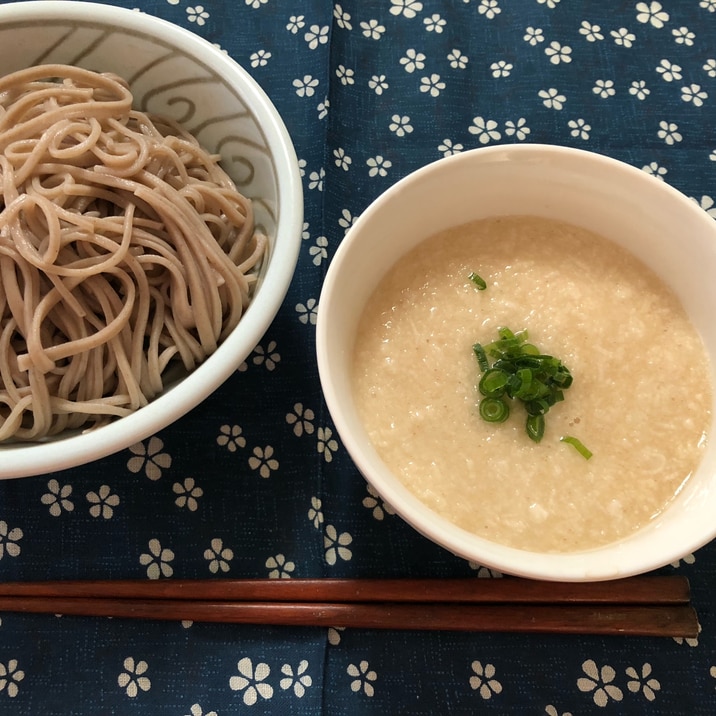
[316,143,716,581]
[0,1,303,478]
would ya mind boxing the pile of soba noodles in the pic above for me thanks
[0,64,266,441]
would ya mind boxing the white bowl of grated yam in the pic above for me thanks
[317,144,716,581]
[0,1,303,477]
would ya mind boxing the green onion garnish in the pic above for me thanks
[472,342,489,372]
[479,397,510,423]
[473,326,576,445]
[479,368,509,397]
[526,414,545,442]
[561,435,593,460]
[468,271,487,290]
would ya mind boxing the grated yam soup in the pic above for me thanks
[352,216,712,553]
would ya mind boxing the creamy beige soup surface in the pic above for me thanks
[352,216,712,553]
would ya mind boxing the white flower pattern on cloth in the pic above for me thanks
[593,79,616,98]
[490,60,513,78]
[579,21,604,42]
[293,75,320,97]
[0,521,22,560]
[0,660,24,698]
[173,477,203,511]
[568,118,591,140]
[308,167,325,190]
[400,48,426,73]
[86,485,120,519]
[328,626,345,645]
[204,538,234,574]
[389,114,413,136]
[468,562,503,578]
[308,236,329,265]
[577,660,624,707]
[657,120,682,145]
[251,341,280,370]
[249,49,271,67]
[248,445,279,478]
[41,479,74,516]
[656,59,683,82]
[544,707,572,716]
[629,79,651,99]
[286,15,305,34]
[333,147,352,170]
[390,0,423,20]
[126,437,172,479]
[469,661,503,700]
[316,426,339,462]
[369,74,389,93]
[438,137,464,156]
[286,403,316,437]
[308,496,324,529]
[185,705,217,716]
[296,297,319,324]
[217,424,246,452]
[642,160,667,179]
[539,87,566,109]
[481,1,503,19]
[280,660,313,697]
[304,24,329,50]
[117,657,151,698]
[229,657,273,705]
[139,539,175,579]
[636,1,669,28]
[545,40,572,64]
[611,27,636,47]
[366,155,392,176]
[186,5,209,25]
[323,524,353,565]
[626,663,661,701]
[362,483,396,520]
[347,660,377,696]
[681,84,708,106]
[419,73,445,97]
[265,553,295,578]
[525,26,545,45]
[693,195,716,218]
[504,118,530,140]
[672,26,695,46]
[468,116,501,143]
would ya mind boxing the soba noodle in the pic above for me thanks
[0,64,266,441]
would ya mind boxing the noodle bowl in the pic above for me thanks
[0,64,266,441]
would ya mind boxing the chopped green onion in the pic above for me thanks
[525,398,551,416]
[526,414,545,443]
[507,368,533,399]
[472,343,489,372]
[550,389,565,405]
[473,326,581,447]
[479,368,509,397]
[561,435,593,460]
[479,397,510,423]
[552,370,573,388]
[468,271,487,290]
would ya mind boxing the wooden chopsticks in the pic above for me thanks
[0,575,698,637]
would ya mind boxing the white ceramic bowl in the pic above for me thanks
[317,144,716,581]
[0,1,303,478]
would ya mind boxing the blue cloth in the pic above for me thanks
[1,0,716,713]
